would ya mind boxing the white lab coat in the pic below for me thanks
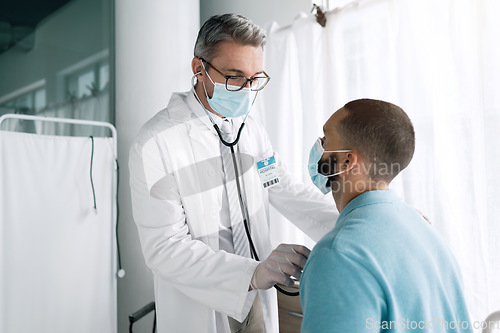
[129,89,338,333]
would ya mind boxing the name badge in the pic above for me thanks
[256,155,280,189]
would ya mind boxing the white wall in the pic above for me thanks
[200,0,312,29]
[115,1,199,332]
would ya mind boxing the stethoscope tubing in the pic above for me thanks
[214,123,299,297]
[193,82,299,296]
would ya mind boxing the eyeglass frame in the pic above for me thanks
[199,58,271,92]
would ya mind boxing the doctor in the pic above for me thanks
[129,13,337,333]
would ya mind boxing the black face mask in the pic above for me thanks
[318,155,339,188]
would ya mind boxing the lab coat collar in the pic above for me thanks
[187,88,218,135]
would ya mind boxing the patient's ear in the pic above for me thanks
[343,152,358,172]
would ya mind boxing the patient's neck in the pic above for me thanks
[334,178,389,213]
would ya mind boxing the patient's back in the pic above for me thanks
[300,190,472,333]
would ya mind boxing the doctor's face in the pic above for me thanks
[200,41,264,98]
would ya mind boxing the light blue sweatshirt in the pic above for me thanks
[300,190,472,333]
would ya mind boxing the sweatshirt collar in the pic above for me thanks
[338,189,401,220]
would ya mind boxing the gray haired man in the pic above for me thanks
[129,14,337,333]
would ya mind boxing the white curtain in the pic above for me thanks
[0,130,117,333]
[257,0,500,327]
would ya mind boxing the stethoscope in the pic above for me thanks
[193,74,299,296]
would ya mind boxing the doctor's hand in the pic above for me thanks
[250,243,311,290]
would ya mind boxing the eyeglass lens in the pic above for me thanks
[226,76,270,91]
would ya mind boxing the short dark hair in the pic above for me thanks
[194,13,266,61]
[339,99,415,182]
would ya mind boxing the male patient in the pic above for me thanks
[300,99,472,332]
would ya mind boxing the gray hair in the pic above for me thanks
[194,13,266,61]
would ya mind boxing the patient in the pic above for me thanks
[300,99,472,332]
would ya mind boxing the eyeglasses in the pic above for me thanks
[200,58,271,92]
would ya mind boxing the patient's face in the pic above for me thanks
[318,108,350,204]
[320,108,348,165]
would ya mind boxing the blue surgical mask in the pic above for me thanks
[308,138,351,194]
[202,64,257,118]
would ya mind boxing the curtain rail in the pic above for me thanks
[0,113,117,157]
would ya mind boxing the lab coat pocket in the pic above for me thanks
[181,158,224,242]
[240,154,266,217]
[183,186,223,245]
